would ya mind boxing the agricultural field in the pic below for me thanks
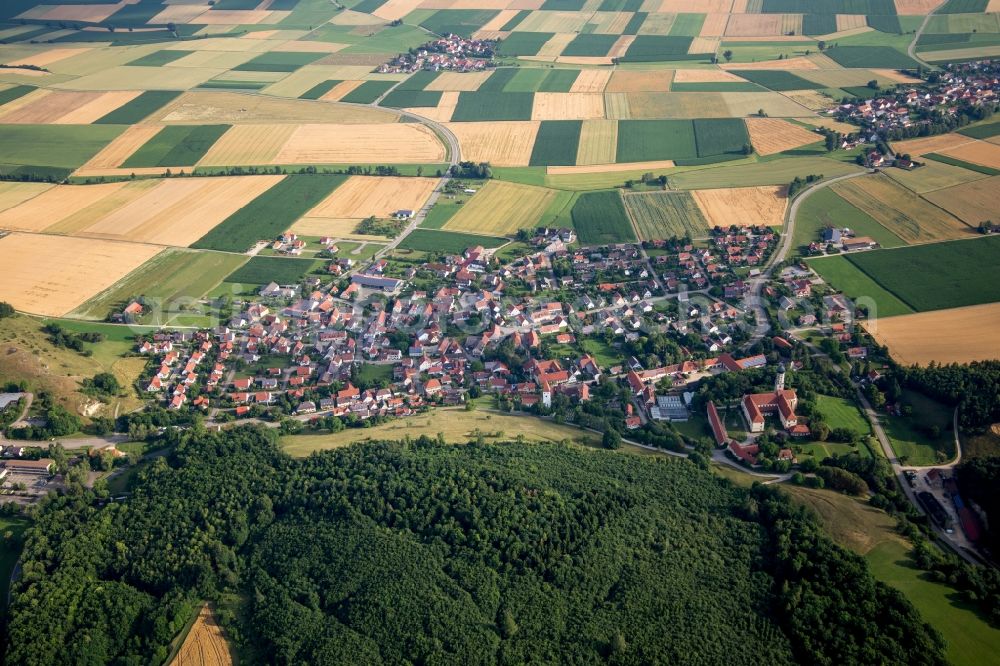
[807,255,915,319]
[883,160,988,195]
[172,605,233,666]
[792,187,907,251]
[397,229,507,253]
[446,121,540,166]
[444,181,558,235]
[193,175,347,252]
[865,302,1000,367]
[571,190,636,245]
[122,125,230,169]
[623,190,711,240]
[451,91,535,121]
[846,234,1000,312]
[273,123,446,164]
[306,176,438,219]
[225,256,321,286]
[830,175,974,244]
[0,124,124,174]
[691,185,788,229]
[0,233,162,317]
[528,119,582,166]
[922,175,1000,226]
[745,117,822,155]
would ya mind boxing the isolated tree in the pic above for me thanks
[603,428,622,450]
[722,49,733,62]
[817,40,827,51]
[741,143,754,156]
[0,301,13,319]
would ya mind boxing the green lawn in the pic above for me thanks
[580,338,624,368]
[815,394,872,437]
[355,363,394,385]
[867,540,1000,666]
[881,389,955,466]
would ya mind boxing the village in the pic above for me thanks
[376,33,496,74]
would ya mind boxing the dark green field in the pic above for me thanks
[193,175,347,252]
[126,50,189,67]
[0,124,123,169]
[451,91,534,121]
[339,80,395,104]
[380,89,443,108]
[571,191,636,244]
[802,13,838,35]
[0,85,34,107]
[845,235,1000,312]
[299,79,343,100]
[616,119,697,162]
[395,70,440,91]
[562,34,618,57]
[760,0,896,11]
[823,46,919,69]
[958,121,1000,139]
[732,70,823,91]
[693,118,750,158]
[478,68,518,92]
[225,256,320,286]
[122,125,229,168]
[529,120,582,166]
[397,229,507,252]
[420,9,499,38]
[621,35,703,61]
[670,81,765,92]
[937,0,989,13]
[94,91,181,125]
[538,69,580,92]
[234,51,326,73]
[497,32,553,57]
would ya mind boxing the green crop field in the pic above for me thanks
[420,9,500,38]
[499,68,549,92]
[380,89,443,108]
[802,13,838,35]
[693,118,750,158]
[806,255,914,318]
[339,80,395,104]
[541,0,587,9]
[126,50,189,67]
[845,235,1000,312]
[669,156,862,189]
[732,70,823,91]
[793,187,906,252]
[0,124,124,169]
[122,125,229,168]
[0,85,34,107]
[451,91,534,121]
[500,9,530,30]
[616,119,697,162]
[562,34,618,57]
[299,80,343,100]
[937,0,989,13]
[94,91,181,125]
[759,0,896,11]
[395,70,440,91]
[225,256,321,286]
[958,120,1000,139]
[622,36,701,61]
[572,190,636,244]
[234,51,325,72]
[529,120,582,166]
[478,68,518,92]
[823,46,919,69]
[73,249,248,321]
[497,32,553,56]
[193,175,347,252]
[397,229,507,252]
[538,69,580,92]
[624,190,711,240]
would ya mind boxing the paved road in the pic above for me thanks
[907,4,940,67]
[741,170,868,350]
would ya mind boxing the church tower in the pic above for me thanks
[775,363,786,392]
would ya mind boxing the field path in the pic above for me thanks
[907,2,943,67]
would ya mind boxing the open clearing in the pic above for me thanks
[149,91,396,125]
[745,117,821,155]
[307,176,438,219]
[831,175,972,244]
[531,92,605,120]
[281,407,599,455]
[173,605,233,666]
[922,175,1000,226]
[624,190,712,240]
[447,121,540,166]
[274,123,445,163]
[78,125,165,171]
[445,180,557,235]
[865,302,1000,367]
[196,124,298,166]
[0,233,162,317]
[691,186,788,229]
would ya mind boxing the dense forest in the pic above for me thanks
[901,361,1000,431]
[6,426,946,665]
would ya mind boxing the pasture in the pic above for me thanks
[691,185,788,229]
[846,235,1000,312]
[444,180,558,235]
[865,302,1000,367]
[792,187,906,251]
[0,233,162,317]
[193,175,347,252]
[831,175,973,244]
[807,255,914,318]
[225,256,321,286]
[624,190,711,240]
[571,190,636,244]
[397,229,507,252]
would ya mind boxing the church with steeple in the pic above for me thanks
[741,364,801,434]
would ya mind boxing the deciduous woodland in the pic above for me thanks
[8,426,945,665]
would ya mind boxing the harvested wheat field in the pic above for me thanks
[308,176,437,219]
[672,69,745,83]
[938,139,1000,170]
[197,124,297,166]
[480,9,521,32]
[7,47,92,69]
[0,233,162,317]
[831,175,971,244]
[725,14,784,37]
[891,133,974,157]
[0,182,52,215]
[55,90,142,124]
[700,13,731,37]
[894,0,945,13]
[606,70,672,93]
[798,116,858,134]
[150,91,396,125]
[317,80,363,101]
[781,89,834,111]
[447,121,540,166]
[746,117,820,155]
[373,0,423,20]
[76,176,282,246]
[532,92,605,120]
[658,0,733,11]
[445,180,557,235]
[570,69,612,93]
[406,91,459,122]
[870,68,921,84]
[174,605,233,666]
[425,71,492,92]
[43,180,161,235]
[536,33,577,58]
[28,3,125,22]
[0,90,100,124]
[865,303,1000,366]
[691,186,788,229]
[576,119,618,165]
[194,9,280,24]
[548,159,675,175]
[0,181,132,233]
[721,56,817,70]
[922,176,1000,226]
[275,123,445,163]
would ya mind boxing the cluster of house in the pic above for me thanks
[376,34,496,73]
[829,60,999,140]
[805,226,879,255]
[139,331,223,410]
[649,225,777,293]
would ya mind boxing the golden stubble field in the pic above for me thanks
[691,185,788,228]
[307,176,438,219]
[173,605,233,666]
[745,117,821,155]
[864,303,1000,366]
[446,121,540,166]
[444,180,557,235]
[274,123,446,163]
[0,233,162,317]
